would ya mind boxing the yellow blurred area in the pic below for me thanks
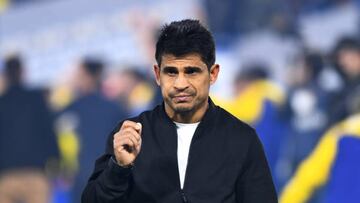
[280,114,360,203]
[128,82,154,109]
[0,0,9,13]
[57,130,79,174]
[212,80,285,124]
[49,85,74,111]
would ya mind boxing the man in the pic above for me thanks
[280,113,360,203]
[213,64,286,190]
[82,19,277,203]
[58,57,128,202]
[0,54,59,203]
[102,67,156,116]
[328,37,360,125]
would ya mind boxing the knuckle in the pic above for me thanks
[123,128,132,134]
[124,120,134,126]
[114,132,121,138]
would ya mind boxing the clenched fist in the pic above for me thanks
[113,121,142,167]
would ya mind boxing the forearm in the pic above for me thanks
[81,157,132,203]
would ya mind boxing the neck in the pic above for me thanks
[79,84,99,96]
[165,100,209,123]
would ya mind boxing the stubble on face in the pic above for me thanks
[166,86,198,113]
[155,54,215,123]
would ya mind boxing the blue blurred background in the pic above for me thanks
[1,0,360,203]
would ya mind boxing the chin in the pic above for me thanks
[172,103,194,113]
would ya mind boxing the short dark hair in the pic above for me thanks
[155,19,216,69]
[4,54,23,85]
[235,63,269,83]
[333,37,360,54]
[81,57,104,78]
[332,36,360,76]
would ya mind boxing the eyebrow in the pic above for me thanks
[162,66,203,71]
[162,66,178,73]
[184,66,203,72]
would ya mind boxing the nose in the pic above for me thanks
[174,74,189,90]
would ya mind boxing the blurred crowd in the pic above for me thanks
[1,0,360,203]
[0,54,161,203]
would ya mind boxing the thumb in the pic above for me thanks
[136,122,142,135]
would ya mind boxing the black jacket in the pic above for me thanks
[0,85,59,172]
[82,99,277,203]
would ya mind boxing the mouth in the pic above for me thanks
[172,94,193,103]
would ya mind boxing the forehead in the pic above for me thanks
[339,48,360,55]
[160,54,207,68]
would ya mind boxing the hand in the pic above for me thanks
[113,121,142,167]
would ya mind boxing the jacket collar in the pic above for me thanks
[150,97,217,188]
[158,97,217,126]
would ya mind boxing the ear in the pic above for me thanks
[153,64,161,86]
[209,64,220,85]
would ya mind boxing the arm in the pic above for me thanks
[236,129,278,203]
[81,120,142,203]
[279,127,339,203]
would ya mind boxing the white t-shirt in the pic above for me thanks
[174,121,200,189]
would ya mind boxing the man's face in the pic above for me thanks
[74,65,92,93]
[154,53,219,118]
[338,49,360,77]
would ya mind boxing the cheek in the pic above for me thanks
[192,78,210,92]
[160,76,178,89]
[159,81,172,96]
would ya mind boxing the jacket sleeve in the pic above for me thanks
[236,129,278,203]
[81,122,133,203]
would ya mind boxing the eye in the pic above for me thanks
[185,67,201,75]
[167,70,177,76]
[163,67,178,76]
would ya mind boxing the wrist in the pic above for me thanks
[111,156,133,168]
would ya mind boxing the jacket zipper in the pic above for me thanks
[181,123,203,202]
[181,189,188,203]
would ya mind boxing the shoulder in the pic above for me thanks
[110,105,160,132]
[215,104,258,143]
[133,104,163,123]
[216,105,255,132]
[24,88,49,107]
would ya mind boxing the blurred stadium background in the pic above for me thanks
[1,0,360,203]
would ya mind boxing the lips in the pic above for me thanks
[172,94,193,102]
